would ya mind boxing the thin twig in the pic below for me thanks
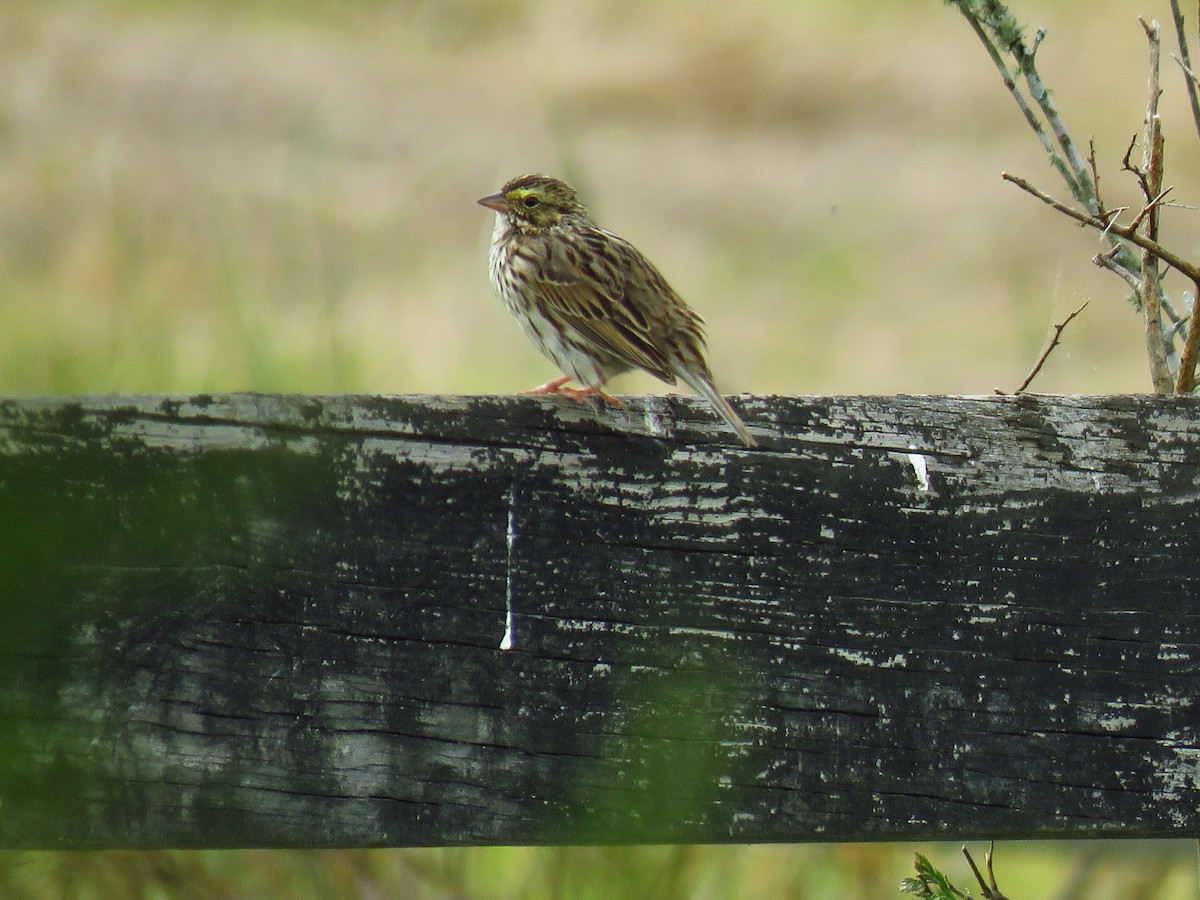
[1094,247,1143,291]
[961,843,1010,900]
[1085,138,1115,223]
[1019,46,1096,212]
[1009,168,1188,335]
[963,845,989,895]
[1167,300,1192,342]
[1169,0,1200,142]
[951,2,1087,204]
[1127,186,1174,233]
[956,1,1186,356]
[1002,173,1200,280]
[955,1,1179,331]
[1120,132,1142,179]
[1086,138,1133,235]
[1177,54,1200,95]
[1004,301,1090,394]
[1005,16,1096,210]
[963,18,1082,198]
[984,844,1008,900]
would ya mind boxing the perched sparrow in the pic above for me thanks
[478,174,756,448]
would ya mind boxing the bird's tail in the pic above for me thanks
[673,365,757,448]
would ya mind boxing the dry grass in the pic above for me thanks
[3,0,1194,398]
[2,0,1199,896]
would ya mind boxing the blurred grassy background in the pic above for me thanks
[2,0,1198,896]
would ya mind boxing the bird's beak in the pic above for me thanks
[477,192,508,213]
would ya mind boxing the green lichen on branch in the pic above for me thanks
[946,0,1025,52]
[945,0,1092,209]
[946,0,1200,392]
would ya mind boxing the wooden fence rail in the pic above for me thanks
[1,392,1199,848]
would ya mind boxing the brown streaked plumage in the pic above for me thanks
[478,174,756,448]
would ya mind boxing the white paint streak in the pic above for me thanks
[906,452,930,491]
[500,484,516,651]
[831,648,908,669]
[668,626,737,641]
[1098,715,1136,732]
[966,602,1006,625]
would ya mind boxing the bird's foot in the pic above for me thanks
[521,378,623,408]
[562,385,623,408]
[521,376,573,397]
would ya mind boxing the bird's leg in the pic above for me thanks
[521,377,623,408]
[569,384,623,408]
[521,376,573,396]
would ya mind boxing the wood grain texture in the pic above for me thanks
[1,391,1199,848]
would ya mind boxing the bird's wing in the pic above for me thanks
[534,229,681,383]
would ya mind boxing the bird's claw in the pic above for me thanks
[521,379,623,408]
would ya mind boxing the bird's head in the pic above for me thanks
[477,174,589,231]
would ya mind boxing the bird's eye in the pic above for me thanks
[522,195,539,208]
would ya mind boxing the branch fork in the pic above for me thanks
[954,1,1200,392]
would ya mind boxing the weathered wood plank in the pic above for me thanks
[0,392,1198,848]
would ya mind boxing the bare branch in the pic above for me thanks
[1173,15,1200,384]
[1176,54,1200,93]
[950,2,1094,206]
[955,8,1085,200]
[1168,0,1200,142]
[1094,247,1143,291]
[963,845,989,896]
[1139,19,1174,393]
[1120,130,1157,216]
[1002,172,1200,281]
[962,843,1011,900]
[1175,284,1200,391]
[954,2,1179,331]
[984,844,1009,900]
[957,1,1191,374]
[1004,301,1089,395]
[1014,30,1095,211]
[1141,221,1173,393]
[1085,137,1117,223]
[1167,297,1192,343]
[1121,131,1141,177]
[1127,186,1174,234]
